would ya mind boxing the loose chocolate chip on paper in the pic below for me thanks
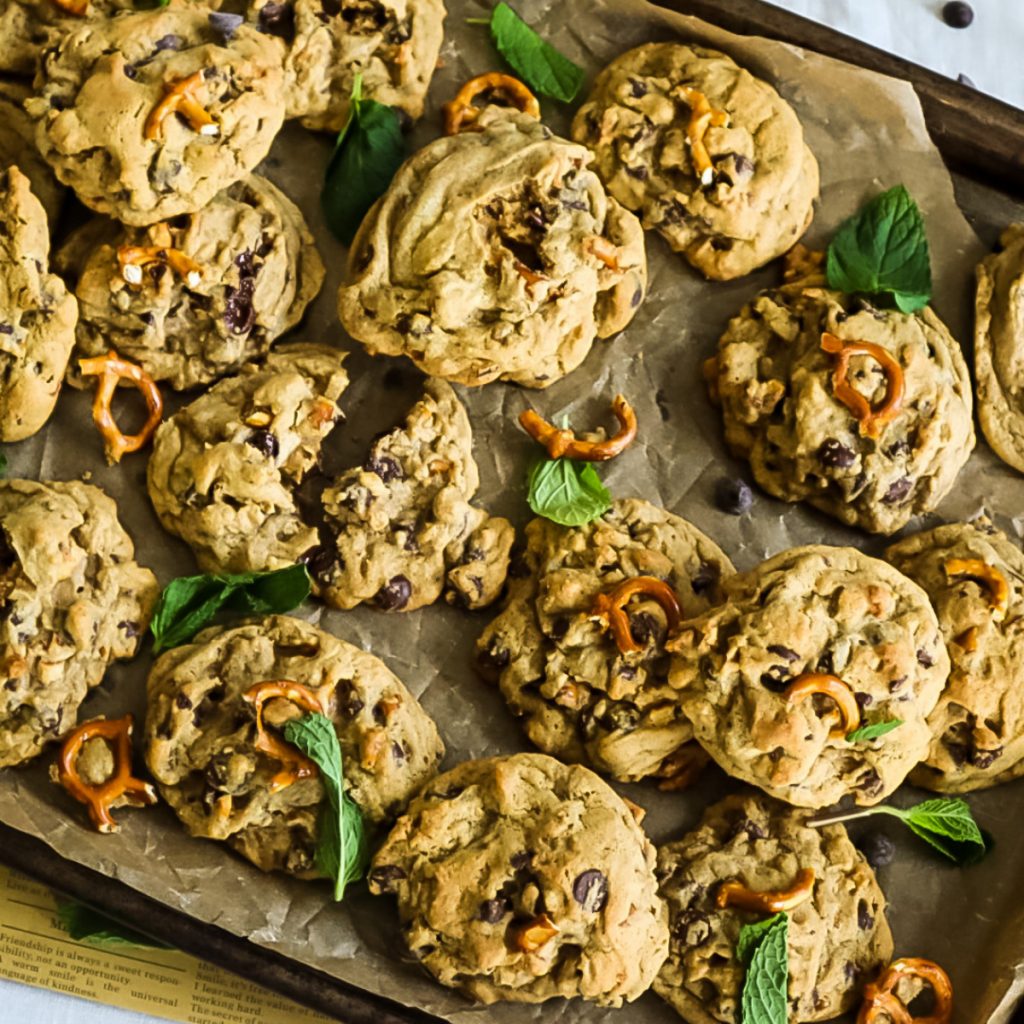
[857,832,895,868]
[715,478,752,515]
[942,1,974,28]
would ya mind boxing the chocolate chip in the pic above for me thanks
[733,154,755,177]
[334,679,364,718]
[628,77,647,98]
[629,611,660,647]
[631,286,644,308]
[208,11,244,43]
[391,742,406,763]
[973,747,1002,770]
[882,477,913,504]
[478,898,511,923]
[885,439,910,458]
[889,676,907,693]
[673,909,711,947]
[942,1,973,28]
[245,428,279,459]
[572,870,609,913]
[366,455,403,482]
[818,438,856,468]
[369,865,406,892]
[768,747,785,762]
[174,693,192,711]
[916,649,936,668]
[715,478,752,515]
[0,324,11,335]
[857,902,875,930]
[727,818,767,841]
[626,165,649,180]
[117,620,140,638]
[767,644,799,662]
[854,692,873,709]
[857,832,895,868]
[958,72,977,87]
[258,0,295,35]
[123,64,138,80]
[857,768,883,798]
[154,34,182,51]
[845,962,859,982]
[760,666,791,693]
[476,644,510,677]
[375,575,411,611]
[691,561,720,596]
[510,851,533,872]
[299,543,338,582]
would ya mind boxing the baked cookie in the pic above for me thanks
[706,282,974,534]
[145,615,444,876]
[147,343,349,574]
[26,6,286,225]
[885,516,1024,792]
[309,378,514,612]
[572,42,819,281]
[667,545,949,808]
[655,793,893,1024]
[476,499,734,783]
[0,80,64,228]
[368,752,669,1005]
[0,479,158,768]
[0,166,77,442]
[974,223,1024,473]
[57,174,324,390]
[250,0,445,133]
[338,106,646,388]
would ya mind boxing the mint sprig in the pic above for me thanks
[322,74,406,247]
[527,455,611,527]
[283,713,369,901]
[846,718,903,743]
[57,902,173,950]
[808,796,987,867]
[738,912,789,1024]
[150,563,311,653]
[469,3,585,103]
[826,184,932,313]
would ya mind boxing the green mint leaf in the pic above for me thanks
[489,3,585,103]
[151,565,311,653]
[736,912,785,967]
[284,714,369,900]
[826,185,932,313]
[846,718,903,742]
[57,902,173,950]
[322,74,406,247]
[527,456,611,527]
[740,912,789,1024]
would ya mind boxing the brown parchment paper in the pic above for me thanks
[3,1,1023,1022]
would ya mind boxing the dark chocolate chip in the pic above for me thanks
[672,909,711,947]
[629,611,661,647]
[857,832,895,868]
[510,851,533,872]
[366,455,403,482]
[957,72,976,87]
[245,428,279,459]
[691,561,720,596]
[857,903,875,930]
[715,478,753,515]
[154,34,182,51]
[369,865,406,892]
[478,898,511,923]
[942,1,974,28]
[760,666,791,693]
[117,619,140,638]
[882,477,913,504]
[391,742,406,763]
[917,649,936,668]
[208,11,244,43]
[818,438,856,468]
[767,644,800,662]
[299,543,338,582]
[628,77,647,98]
[375,575,411,611]
[572,870,609,913]
[854,692,873,709]
[727,818,767,841]
[857,768,883,798]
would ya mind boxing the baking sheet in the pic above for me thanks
[2,1,1022,1022]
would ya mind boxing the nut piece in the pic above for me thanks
[242,680,325,793]
[821,332,906,439]
[442,73,541,136]
[716,867,816,913]
[591,575,683,655]
[675,85,730,186]
[857,957,953,1024]
[519,394,638,462]
[145,70,220,141]
[515,913,560,953]
[943,558,1009,620]
[784,672,862,739]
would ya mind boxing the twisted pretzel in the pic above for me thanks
[519,395,637,461]
[857,958,953,1024]
[591,576,682,654]
[821,332,905,439]
[676,85,730,185]
[943,558,1009,620]
[242,681,325,793]
[145,70,219,141]
[78,350,164,464]
[784,673,861,739]
[717,867,815,913]
[442,73,541,135]
[57,716,158,834]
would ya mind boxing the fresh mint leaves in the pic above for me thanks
[470,3,585,103]
[322,75,406,247]
[57,902,173,950]
[826,185,932,313]
[150,563,311,654]
[846,718,903,743]
[739,912,789,1024]
[808,796,987,867]
[527,455,611,527]
[283,713,369,901]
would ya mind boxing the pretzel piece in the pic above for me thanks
[821,332,906,439]
[78,350,164,464]
[591,576,682,654]
[943,558,1009,620]
[49,0,88,14]
[56,716,158,834]
[242,680,325,793]
[515,913,559,953]
[784,672,861,739]
[118,241,204,289]
[442,73,540,135]
[857,958,953,1024]
[717,867,815,913]
[676,85,730,185]
[145,70,219,141]
[520,394,637,461]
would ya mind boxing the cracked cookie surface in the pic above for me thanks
[667,545,949,808]
[0,478,158,768]
[338,106,646,388]
[368,752,669,1005]
[572,42,819,281]
[145,615,444,876]
[476,499,733,782]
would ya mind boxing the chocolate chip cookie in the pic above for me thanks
[310,378,514,611]
[655,793,893,1024]
[338,106,647,388]
[368,752,669,1005]
[26,6,286,225]
[0,80,64,229]
[668,545,949,808]
[706,283,975,534]
[147,343,350,574]
[572,43,819,281]
[886,516,1024,792]
[57,174,324,390]
[0,479,158,768]
[476,499,734,783]
[145,615,444,876]
[0,166,77,442]
[250,0,445,133]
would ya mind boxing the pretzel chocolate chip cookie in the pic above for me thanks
[0,81,64,230]
[26,6,286,225]
[668,545,949,808]
[368,752,669,1005]
[0,479,158,768]
[338,106,647,388]
[706,281,975,534]
[477,499,734,783]
[655,793,893,1024]
[886,516,1024,792]
[572,42,819,281]
[57,174,324,390]
[145,616,444,876]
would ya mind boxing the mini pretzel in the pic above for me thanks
[784,673,861,739]
[49,0,87,14]
[944,558,1009,620]
[519,394,637,461]
[78,350,164,464]
[591,576,682,655]
[857,958,953,1024]
[242,681,325,793]
[515,913,559,953]
[442,73,540,135]
[56,716,158,834]
[657,743,711,791]
[821,332,906,439]
[716,867,815,913]
[587,236,621,272]
[676,85,730,185]
[118,242,204,290]
[145,70,219,141]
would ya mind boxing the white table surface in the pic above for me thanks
[2,1,1018,1022]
